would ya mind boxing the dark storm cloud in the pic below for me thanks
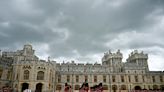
[0,0,164,70]
[0,22,66,50]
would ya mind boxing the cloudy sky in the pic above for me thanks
[0,0,164,71]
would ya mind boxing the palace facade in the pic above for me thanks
[0,44,164,92]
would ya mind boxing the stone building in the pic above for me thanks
[0,44,164,92]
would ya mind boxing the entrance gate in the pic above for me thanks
[22,83,29,92]
[134,86,141,90]
[36,83,43,92]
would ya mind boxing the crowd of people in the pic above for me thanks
[79,82,89,92]
[90,83,103,92]
[0,86,12,92]
[64,82,103,92]
[64,83,164,92]
[129,90,163,92]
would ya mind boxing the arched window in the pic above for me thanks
[37,71,44,80]
[112,85,117,90]
[153,85,158,90]
[24,70,29,80]
[121,85,126,90]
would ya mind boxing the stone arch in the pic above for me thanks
[134,86,141,90]
[121,85,126,90]
[21,83,29,92]
[75,85,80,90]
[153,85,158,90]
[35,83,43,92]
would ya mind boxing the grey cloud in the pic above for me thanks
[56,0,162,32]
[0,0,164,70]
[0,22,66,49]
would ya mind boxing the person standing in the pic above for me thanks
[23,88,31,92]
[97,83,103,92]
[79,83,89,92]
[64,83,72,92]
[79,83,85,92]
[84,83,89,92]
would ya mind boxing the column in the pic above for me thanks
[1,69,8,80]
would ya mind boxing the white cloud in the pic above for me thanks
[34,43,50,60]
[149,55,164,71]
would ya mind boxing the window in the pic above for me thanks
[16,74,19,80]
[153,85,158,90]
[128,76,131,82]
[56,85,62,90]
[135,76,138,82]
[76,75,79,82]
[24,70,29,80]
[121,76,124,82]
[37,71,44,80]
[85,75,88,82]
[148,85,151,89]
[142,76,145,82]
[160,76,163,82]
[67,75,70,82]
[103,85,108,90]
[112,85,117,90]
[121,85,126,90]
[0,69,3,78]
[7,71,10,79]
[94,76,97,82]
[75,85,80,90]
[103,75,106,82]
[58,75,61,82]
[152,76,155,82]
[112,76,115,82]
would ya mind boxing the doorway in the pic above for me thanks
[36,83,43,92]
[134,86,141,90]
[21,83,29,92]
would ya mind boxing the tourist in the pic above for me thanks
[64,83,72,92]
[23,88,31,92]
